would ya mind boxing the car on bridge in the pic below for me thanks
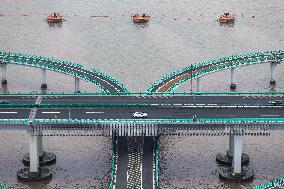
[132,112,148,118]
[267,100,283,106]
[0,100,9,104]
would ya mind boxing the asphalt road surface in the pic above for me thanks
[0,95,283,106]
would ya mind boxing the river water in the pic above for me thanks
[0,0,283,188]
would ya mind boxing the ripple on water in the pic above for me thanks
[159,131,284,189]
[0,131,111,189]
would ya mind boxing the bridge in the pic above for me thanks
[0,51,128,93]
[0,50,283,188]
[147,50,284,92]
[0,93,283,188]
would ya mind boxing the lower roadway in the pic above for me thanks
[0,107,283,119]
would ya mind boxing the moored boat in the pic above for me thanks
[219,13,235,23]
[47,13,64,23]
[132,14,150,23]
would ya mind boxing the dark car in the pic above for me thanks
[267,100,283,106]
[0,100,9,104]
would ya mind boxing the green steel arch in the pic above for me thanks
[147,50,284,92]
[0,51,128,93]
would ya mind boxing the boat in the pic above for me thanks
[132,14,150,23]
[47,13,64,23]
[219,13,235,23]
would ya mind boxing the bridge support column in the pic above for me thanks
[196,77,201,92]
[23,130,56,167]
[75,77,80,93]
[1,63,7,85]
[219,134,254,182]
[17,131,52,182]
[230,68,236,89]
[216,133,249,166]
[232,135,243,174]
[270,62,277,85]
[41,69,47,89]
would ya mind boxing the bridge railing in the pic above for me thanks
[252,176,284,189]
[109,136,117,189]
[0,183,12,189]
[154,137,159,189]
[1,118,284,125]
[1,91,284,96]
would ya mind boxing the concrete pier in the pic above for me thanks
[0,63,7,85]
[270,62,276,85]
[23,131,56,166]
[196,77,201,92]
[75,76,80,93]
[219,134,254,182]
[41,69,47,89]
[230,68,236,89]
[18,131,52,182]
[216,134,249,166]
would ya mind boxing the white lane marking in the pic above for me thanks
[0,112,17,114]
[86,112,104,114]
[261,115,280,117]
[42,112,61,114]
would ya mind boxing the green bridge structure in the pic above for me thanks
[148,50,284,92]
[0,183,12,189]
[0,50,283,188]
[0,51,128,93]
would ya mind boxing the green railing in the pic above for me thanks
[0,51,128,93]
[147,50,284,92]
[1,118,284,124]
[196,117,284,123]
[109,136,117,189]
[252,176,284,189]
[155,137,159,189]
[1,91,284,96]
[0,183,12,189]
[0,103,283,109]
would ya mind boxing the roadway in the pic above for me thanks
[0,94,283,105]
[116,136,153,189]
[0,107,283,119]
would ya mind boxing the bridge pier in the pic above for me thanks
[17,131,52,182]
[270,62,277,85]
[41,69,47,89]
[0,63,8,85]
[230,68,236,89]
[75,76,80,93]
[219,134,254,182]
[196,77,201,92]
[216,134,249,166]
[23,130,56,167]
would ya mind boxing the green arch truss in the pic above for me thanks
[147,50,284,92]
[0,51,128,93]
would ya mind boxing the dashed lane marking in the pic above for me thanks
[86,112,104,114]
[42,112,61,114]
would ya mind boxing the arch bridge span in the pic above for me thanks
[0,51,128,93]
[148,50,284,93]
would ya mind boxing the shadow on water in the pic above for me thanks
[133,22,149,29]
[47,22,63,29]
[219,21,235,27]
